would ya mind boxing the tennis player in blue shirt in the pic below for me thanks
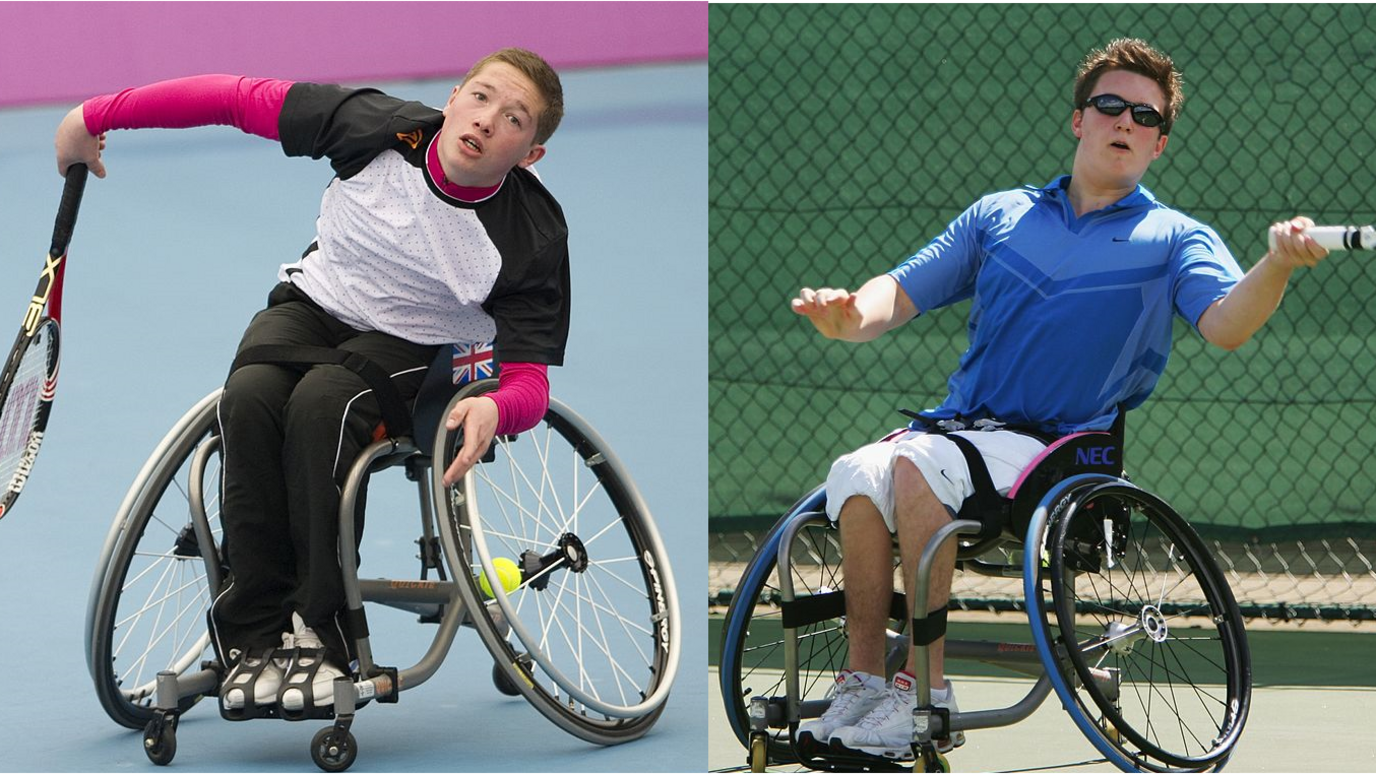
[790,38,1329,760]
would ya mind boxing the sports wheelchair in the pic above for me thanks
[84,344,681,771]
[718,418,1251,773]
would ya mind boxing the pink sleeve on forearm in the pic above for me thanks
[489,362,550,435]
[83,75,293,141]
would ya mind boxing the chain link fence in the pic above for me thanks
[709,4,1376,622]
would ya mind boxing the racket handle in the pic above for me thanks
[50,163,89,257]
[1268,224,1376,252]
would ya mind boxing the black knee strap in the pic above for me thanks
[232,344,413,440]
[911,605,948,646]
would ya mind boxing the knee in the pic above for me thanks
[892,456,936,500]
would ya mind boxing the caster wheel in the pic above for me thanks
[491,654,531,697]
[310,727,358,773]
[919,747,950,773]
[492,660,519,696]
[143,718,177,766]
[749,731,768,772]
[1100,716,1123,744]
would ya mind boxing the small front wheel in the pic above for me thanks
[143,718,177,766]
[918,747,950,773]
[749,732,768,772]
[310,727,358,773]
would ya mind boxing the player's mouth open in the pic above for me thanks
[1110,141,1130,151]
[460,136,483,155]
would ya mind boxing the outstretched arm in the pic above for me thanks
[791,274,919,342]
[1197,216,1329,350]
[54,75,293,177]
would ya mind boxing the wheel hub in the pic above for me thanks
[1139,604,1168,643]
[558,533,590,573]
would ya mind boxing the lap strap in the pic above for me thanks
[232,344,413,440]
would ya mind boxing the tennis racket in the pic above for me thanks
[0,163,88,521]
[1269,224,1376,251]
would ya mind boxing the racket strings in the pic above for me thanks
[0,328,57,483]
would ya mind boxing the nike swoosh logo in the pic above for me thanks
[939,469,955,484]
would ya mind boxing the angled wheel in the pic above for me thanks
[87,391,224,729]
[1027,476,1250,772]
[437,384,680,744]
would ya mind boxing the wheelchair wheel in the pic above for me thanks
[436,388,680,745]
[87,391,224,729]
[717,488,901,762]
[1029,477,1250,772]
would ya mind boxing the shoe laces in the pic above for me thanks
[854,685,915,729]
[821,674,880,721]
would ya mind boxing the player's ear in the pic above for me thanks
[1152,132,1169,158]
[517,144,546,169]
[1071,109,1084,140]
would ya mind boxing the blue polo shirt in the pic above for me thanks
[890,176,1242,435]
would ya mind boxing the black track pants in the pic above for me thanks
[209,283,439,667]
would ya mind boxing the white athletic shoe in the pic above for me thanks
[796,669,888,745]
[279,613,348,711]
[832,673,965,758]
[221,647,287,709]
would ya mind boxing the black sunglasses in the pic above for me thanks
[1082,93,1165,129]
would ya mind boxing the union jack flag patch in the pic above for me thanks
[452,341,495,385]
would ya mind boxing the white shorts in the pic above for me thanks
[824,429,1048,532]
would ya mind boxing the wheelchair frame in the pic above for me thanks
[86,375,681,771]
[722,432,1251,774]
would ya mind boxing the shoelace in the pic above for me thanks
[821,681,863,720]
[854,688,914,729]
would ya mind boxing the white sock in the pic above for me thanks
[852,670,886,691]
[930,681,951,702]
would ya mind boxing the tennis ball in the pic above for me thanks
[479,557,522,597]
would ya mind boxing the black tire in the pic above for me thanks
[143,718,177,766]
[437,386,679,745]
[1042,481,1250,771]
[310,727,358,773]
[88,392,224,729]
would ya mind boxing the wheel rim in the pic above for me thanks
[455,398,679,721]
[98,424,222,720]
[1049,484,1249,770]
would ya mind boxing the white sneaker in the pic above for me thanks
[797,669,887,745]
[832,673,966,758]
[221,647,287,709]
[279,612,348,711]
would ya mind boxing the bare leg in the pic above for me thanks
[837,494,896,677]
[892,457,955,689]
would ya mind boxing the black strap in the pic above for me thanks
[779,590,908,628]
[911,605,949,646]
[942,433,1009,540]
[232,344,413,440]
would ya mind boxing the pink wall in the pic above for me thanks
[0,1,706,107]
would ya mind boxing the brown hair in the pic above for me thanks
[1073,38,1183,134]
[462,47,565,145]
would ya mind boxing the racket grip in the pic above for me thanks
[1268,224,1376,252]
[50,163,89,257]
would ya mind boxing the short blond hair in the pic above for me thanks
[1074,38,1183,134]
[462,47,564,145]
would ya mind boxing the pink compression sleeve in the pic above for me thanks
[489,362,550,435]
[83,75,293,140]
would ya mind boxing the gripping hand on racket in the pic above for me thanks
[792,275,918,342]
[1265,216,1329,270]
[54,106,107,178]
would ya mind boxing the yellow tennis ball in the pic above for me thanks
[479,557,522,597]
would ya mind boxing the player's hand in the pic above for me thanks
[791,287,860,339]
[1267,216,1327,270]
[441,395,500,487]
[54,105,107,179]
